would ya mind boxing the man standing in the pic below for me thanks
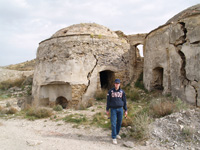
[106,79,128,144]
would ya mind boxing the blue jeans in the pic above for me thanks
[110,107,123,139]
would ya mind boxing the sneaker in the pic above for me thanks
[112,139,117,144]
[116,135,121,139]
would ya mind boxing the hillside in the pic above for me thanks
[4,59,36,71]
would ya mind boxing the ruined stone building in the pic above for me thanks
[32,4,200,108]
[144,4,200,107]
[32,23,144,108]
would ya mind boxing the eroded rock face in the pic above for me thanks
[144,5,200,106]
[32,23,134,108]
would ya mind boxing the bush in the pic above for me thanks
[150,99,175,118]
[53,105,63,111]
[6,107,18,114]
[130,113,152,141]
[94,89,107,101]
[26,107,53,120]
[0,106,18,115]
[63,114,87,124]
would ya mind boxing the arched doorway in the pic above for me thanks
[136,44,144,62]
[56,96,68,108]
[152,67,164,91]
[100,70,115,90]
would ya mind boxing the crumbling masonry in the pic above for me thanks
[32,4,200,108]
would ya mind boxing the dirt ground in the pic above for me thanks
[0,117,165,150]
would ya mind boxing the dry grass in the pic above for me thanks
[0,106,18,115]
[0,78,26,90]
[126,90,140,101]
[5,59,35,71]
[94,89,107,101]
[150,99,175,118]
[122,116,133,127]
[6,107,18,114]
[130,113,152,141]
[0,105,2,112]
[25,107,53,120]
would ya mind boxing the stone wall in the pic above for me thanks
[144,14,200,106]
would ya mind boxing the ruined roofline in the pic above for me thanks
[166,4,200,24]
[146,13,200,38]
[127,33,147,36]
[39,33,125,44]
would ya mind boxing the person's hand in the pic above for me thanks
[106,110,109,116]
[124,111,128,118]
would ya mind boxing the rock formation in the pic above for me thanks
[144,4,200,106]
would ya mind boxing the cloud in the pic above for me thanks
[0,0,199,66]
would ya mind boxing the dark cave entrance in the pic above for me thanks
[152,67,164,91]
[56,96,68,108]
[100,70,115,90]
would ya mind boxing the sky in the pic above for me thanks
[0,0,199,66]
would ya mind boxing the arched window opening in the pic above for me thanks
[152,67,164,91]
[100,70,115,90]
[136,44,144,58]
[56,96,68,108]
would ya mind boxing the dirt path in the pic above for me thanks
[0,118,161,150]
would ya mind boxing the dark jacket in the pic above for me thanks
[106,87,127,111]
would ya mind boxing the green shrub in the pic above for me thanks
[174,98,188,111]
[63,114,87,124]
[130,113,152,141]
[53,105,63,111]
[92,112,110,129]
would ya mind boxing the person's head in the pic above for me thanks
[114,79,120,90]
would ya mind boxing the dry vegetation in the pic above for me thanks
[0,78,26,90]
[4,59,36,71]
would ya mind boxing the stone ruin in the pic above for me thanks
[32,23,144,108]
[144,4,200,107]
[32,4,200,108]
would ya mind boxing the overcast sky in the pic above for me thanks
[0,0,199,66]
